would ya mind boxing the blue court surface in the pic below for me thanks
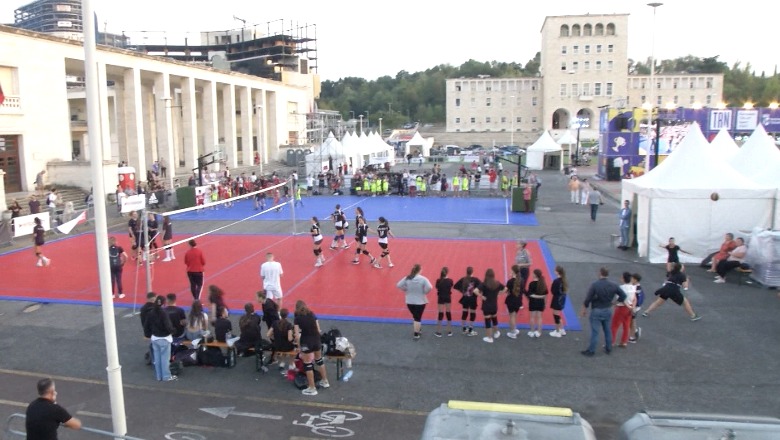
[168,195,538,226]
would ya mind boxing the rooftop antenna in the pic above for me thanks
[233,15,247,29]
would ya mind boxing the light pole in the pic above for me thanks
[349,110,355,121]
[365,110,370,131]
[359,114,364,133]
[379,117,383,135]
[573,117,589,165]
[510,95,515,146]
[645,2,663,172]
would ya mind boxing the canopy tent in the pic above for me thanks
[556,130,578,165]
[405,131,433,158]
[305,132,348,177]
[366,132,396,165]
[709,128,740,160]
[621,122,776,263]
[526,131,564,171]
[730,124,780,229]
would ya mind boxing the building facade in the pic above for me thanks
[0,25,317,193]
[446,13,723,142]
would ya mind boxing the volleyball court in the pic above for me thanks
[2,181,580,331]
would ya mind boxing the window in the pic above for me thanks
[572,24,581,36]
[572,83,579,96]
[532,117,538,123]
[486,97,491,106]
[596,44,602,53]
[690,96,695,104]
[486,117,492,123]
[608,44,614,53]
[641,95,646,103]
[455,117,461,124]
[571,61,578,72]
[596,61,602,71]
[690,80,695,89]
[486,83,492,92]
[470,97,476,106]
[501,97,506,106]
[584,24,592,36]
[470,117,476,123]
[585,45,591,54]
[673,80,678,89]
[532,97,538,106]
[455,98,461,107]
[562,46,568,55]
[516,116,522,123]
[706,95,712,105]
[560,25,570,37]
[706,78,713,88]
[674,96,679,104]
[561,62,567,71]
[607,60,613,70]
[595,23,604,35]
[470,82,476,91]
[595,83,602,96]
[606,82,613,96]
[455,83,461,91]
[606,23,616,35]
[573,45,579,54]
[501,117,507,123]
[656,95,662,105]
[582,83,591,95]
[560,83,567,97]
[584,61,590,71]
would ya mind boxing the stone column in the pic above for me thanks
[0,170,7,212]
[239,86,253,166]
[181,77,199,172]
[254,89,267,172]
[202,81,220,171]
[153,72,175,189]
[122,68,146,172]
[221,84,237,168]
[97,62,113,161]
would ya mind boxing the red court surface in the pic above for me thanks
[3,233,580,330]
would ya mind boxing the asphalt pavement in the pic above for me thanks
[1,164,779,440]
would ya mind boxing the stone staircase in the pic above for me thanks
[5,187,89,217]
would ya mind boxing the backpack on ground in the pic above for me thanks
[173,348,199,367]
[320,328,342,355]
[197,346,229,367]
[291,354,322,389]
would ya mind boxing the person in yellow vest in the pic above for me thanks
[354,179,362,196]
[419,175,427,196]
[415,175,423,197]
[367,178,375,197]
[511,172,519,189]
[452,174,461,198]
[382,177,389,196]
[461,173,470,197]
[295,186,304,207]
[501,173,510,198]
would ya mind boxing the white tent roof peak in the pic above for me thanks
[731,124,780,186]
[557,130,578,145]
[408,131,426,146]
[528,131,562,152]
[709,128,739,159]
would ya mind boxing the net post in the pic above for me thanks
[289,176,297,235]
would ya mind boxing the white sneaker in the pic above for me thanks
[527,331,536,338]
[493,330,501,339]
[317,380,330,389]
[42,257,51,266]
[302,387,318,396]
[118,293,126,299]
[714,277,726,283]
[388,263,394,268]
[550,330,562,338]
[162,257,172,262]
[314,261,323,267]
[507,331,517,339]
[482,336,494,343]
[534,331,541,338]
[559,329,567,336]
[36,261,43,267]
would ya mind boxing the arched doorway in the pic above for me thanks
[552,108,570,130]
[575,108,594,125]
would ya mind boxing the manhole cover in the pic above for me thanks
[23,304,42,313]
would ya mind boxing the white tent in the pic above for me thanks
[526,131,563,171]
[709,128,740,160]
[406,131,433,158]
[730,124,780,229]
[622,122,776,263]
[305,132,347,176]
[556,130,578,165]
[366,131,396,165]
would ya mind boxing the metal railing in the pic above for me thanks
[4,413,146,440]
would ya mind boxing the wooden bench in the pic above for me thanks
[327,353,355,381]
[735,267,753,286]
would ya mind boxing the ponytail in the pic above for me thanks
[511,265,521,297]
[407,264,421,280]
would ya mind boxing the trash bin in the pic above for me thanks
[176,186,196,209]
[118,167,136,193]
[421,400,596,440]
[511,185,537,213]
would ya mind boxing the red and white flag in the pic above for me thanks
[56,210,87,234]
[0,82,5,105]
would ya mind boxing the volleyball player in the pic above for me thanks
[32,217,50,267]
[161,215,175,262]
[328,204,348,250]
[311,217,325,267]
[147,213,159,261]
[504,265,524,339]
[454,267,481,336]
[352,215,377,266]
[474,268,506,343]
[374,216,395,268]
[128,211,142,260]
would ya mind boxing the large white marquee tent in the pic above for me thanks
[526,131,564,171]
[621,123,776,263]
[730,124,780,229]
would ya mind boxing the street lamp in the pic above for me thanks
[379,117,383,135]
[573,117,589,165]
[349,110,355,121]
[645,2,663,172]
[358,114,364,133]
[510,95,515,146]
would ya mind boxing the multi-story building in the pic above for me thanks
[446,13,724,140]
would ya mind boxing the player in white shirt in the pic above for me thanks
[260,252,284,309]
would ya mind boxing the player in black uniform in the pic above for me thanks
[454,267,481,336]
[328,204,349,250]
[352,215,377,266]
[33,217,50,267]
[147,213,159,261]
[128,211,142,260]
[474,268,506,343]
[373,216,395,269]
[161,215,175,262]
[311,217,325,267]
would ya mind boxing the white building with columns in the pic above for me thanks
[0,25,318,194]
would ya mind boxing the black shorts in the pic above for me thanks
[459,295,477,309]
[379,242,388,250]
[505,294,523,313]
[335,226,344,231]
[299,340,321,354]
[657,284,684,306]
[313,239,323,245]
[437,295,452,305]
[481,302,498,316]
[551,294,566,311]
[529,297,546,312]
[407,303,426,322]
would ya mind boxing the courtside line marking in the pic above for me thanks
[175,424,234,434]
[0,398,26,408]
[0,368,428,417]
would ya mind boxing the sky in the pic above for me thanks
[2,0,777,81]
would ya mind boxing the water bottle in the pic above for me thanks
[342,370,353,382]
